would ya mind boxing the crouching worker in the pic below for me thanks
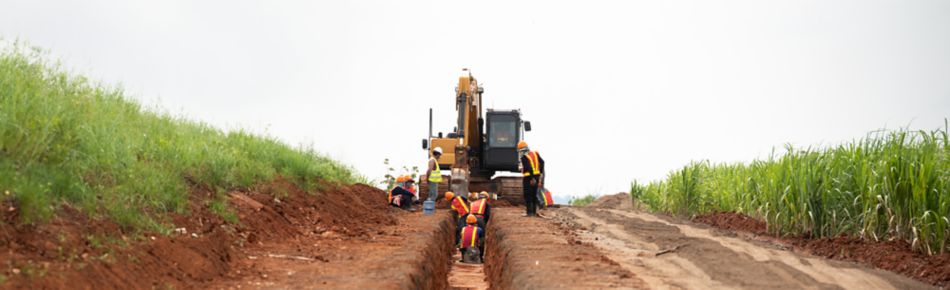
[459,214,485,263]
[469,192,492,228]
[444,191,470,244]
[388,175,415,211]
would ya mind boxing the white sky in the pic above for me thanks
[3,0,949,202]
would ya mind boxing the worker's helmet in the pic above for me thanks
[517,141,528,150]
[466,214,478,224]
[395,176,407,183]
[479,191,489,199]
[433,147,443,155]
[404,176,414,183]
[444,191,454,201]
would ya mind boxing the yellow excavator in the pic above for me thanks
[421,69,531,204]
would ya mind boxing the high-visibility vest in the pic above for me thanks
[451,196,470,215]
[470,199,487,215]
[460,225,480,248]
[523,151,541,177]
[428,157,443,182]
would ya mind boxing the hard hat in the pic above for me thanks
[444,191,454,201]
[433,147,443,155]
[404,176,414,183]
[395,176,407,183]
[517,141,528,150]
[466,214,478,224]
[480,191,489,199]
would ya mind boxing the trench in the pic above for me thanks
[429,211,510,290]
[445,218,494,290]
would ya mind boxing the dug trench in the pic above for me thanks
[0,179,466,289]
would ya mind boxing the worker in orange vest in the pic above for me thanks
[518,140,545,217]
[469,192,491,228]
[388,175,415,210]
[458,214,485,263]
[444,191,470,244]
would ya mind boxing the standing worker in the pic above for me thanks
[518,140,545,217]
[426,147,444,201]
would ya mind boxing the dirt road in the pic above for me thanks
[548,205,934,290]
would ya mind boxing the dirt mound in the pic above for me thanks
[693,211,768,235]
[0,179,391,289]
[791,236,950,287]
[587,193,633,210]
[694,211,950,287]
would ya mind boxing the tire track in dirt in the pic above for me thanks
[555,207,934,290]
[485,208,647,290]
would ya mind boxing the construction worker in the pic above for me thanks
[458,214,485,263]
[388,175,415,210]
[426,147,443,201]
[518,140,545,217]
[469,192,491,228]
[444,191,470,244]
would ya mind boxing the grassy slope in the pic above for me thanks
[634,125,950,254]
[0,44,360,233]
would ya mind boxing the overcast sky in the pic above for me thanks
[3,0,949,202]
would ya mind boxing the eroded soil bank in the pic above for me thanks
[1,180,456,289]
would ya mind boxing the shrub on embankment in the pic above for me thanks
[569,194,597,206]
[634,124,950,254]
[0,43,360,232]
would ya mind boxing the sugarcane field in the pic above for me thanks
[2,1,950,289]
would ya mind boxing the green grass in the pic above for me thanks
[635,123,950,254]
[569,194,597,206]
[0,42,361,233]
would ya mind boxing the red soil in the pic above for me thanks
[0,179,394,289]
[694,211,950,287]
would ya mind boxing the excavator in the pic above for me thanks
[421,69,531,205]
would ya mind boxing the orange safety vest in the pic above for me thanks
[451,196,470,215]
[470,199,487,215]
[460,225,480,248]
[523,151,541,177]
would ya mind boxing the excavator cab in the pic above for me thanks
[482,109,528,172]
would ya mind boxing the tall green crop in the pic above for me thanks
[0,42,361,232]
[636,123,950,254]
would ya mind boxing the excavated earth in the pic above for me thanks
[0,180,456,289]
[485,207,647,289]
[4,183,946,289]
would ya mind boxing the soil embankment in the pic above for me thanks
[0,181,455,289]
[484,207,647,289]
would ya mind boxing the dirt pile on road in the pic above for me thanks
[0,179,392,289]
[693,211,768,235]
[695,211,950,288]
[793,236,950,287]
[587,193,633,210]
